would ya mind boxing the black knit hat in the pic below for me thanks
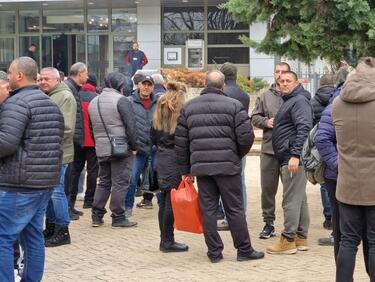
[87,73,97,87]
[104,72,125,93]
[220,62,237,81]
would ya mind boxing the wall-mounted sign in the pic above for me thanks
[164,47,182,65]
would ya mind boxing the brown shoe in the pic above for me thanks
[266,236,297,255]
[295,235,309,251]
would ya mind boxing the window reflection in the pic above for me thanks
[112,9,137,33]
[0,38,14,71]
[163,33,204,45]
[207,7,248,30]
[43,10,84,32]
[163,7,204,31]
[113,35,135,75]
[208,47,249,64]
[20,11,40,33]
[88,35,109,85]
[208,32,248,45]
[0,12,15,34]
[88,9,109,31]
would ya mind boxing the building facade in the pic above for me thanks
[0,0,276,83]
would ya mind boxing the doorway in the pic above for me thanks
[42,34,85,76]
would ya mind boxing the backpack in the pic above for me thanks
[300,123,326,185]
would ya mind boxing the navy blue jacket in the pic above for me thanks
[315,84,343,181]
[272,84,313,165]
[311,85,334,126]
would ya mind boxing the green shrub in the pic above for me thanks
[237,75,269,94]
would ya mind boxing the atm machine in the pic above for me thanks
[185,39,204,70]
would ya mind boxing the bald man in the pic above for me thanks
[175,70,264,263]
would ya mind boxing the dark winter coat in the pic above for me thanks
[251,84,283,155]
[311,85,335,125]
[175,87,254,176]
[223,80,250,112]
[272,84,313,166]
[65,77,84,146]
[129,91,158,155]
[315,84,342,181]
[0,85,64,190]
[151,127,180,190]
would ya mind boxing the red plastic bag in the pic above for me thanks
[171,178,203,234]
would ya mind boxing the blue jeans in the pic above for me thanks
[125,152,156,210]
[320,183,332,219]
[46,164,70,226]
[0,189,52,282]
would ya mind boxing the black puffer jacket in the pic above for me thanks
[65,78,83,146]
[0,85,64,190]
[175,88,254,176]
[223,80,250,112]
[311,85,334,125]
[129,91,158,155]
[272,84,313,165]
[151,127,180,190]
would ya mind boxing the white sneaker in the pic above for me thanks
[14,269,21,282]
[76,192,85,201]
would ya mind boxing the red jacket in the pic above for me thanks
[78,84,98,147]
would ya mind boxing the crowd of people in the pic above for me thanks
[0,52,373,282]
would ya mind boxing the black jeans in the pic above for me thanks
[158,190,174,244]
[69,145,98,205]
[92,154,133,220]
[336,202,375,282]
[325,178,340,261]
[197,174,253,259]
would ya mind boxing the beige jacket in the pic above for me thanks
[333,61,375,205]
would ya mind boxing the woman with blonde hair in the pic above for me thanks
[151,81,189,253]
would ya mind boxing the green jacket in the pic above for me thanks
[48,83,77,164]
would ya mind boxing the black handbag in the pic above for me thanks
[97,98,128,158]
[141,158,159,193]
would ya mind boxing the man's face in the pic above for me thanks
[39,70,59,93]
[274,64,290,85]
[29,45,36,53]
[77,68,88,86]
[139,81,154,99]
[279,73,299,96]
[8,63,20,90]
[132,43,139,52]
[0,79,10,103]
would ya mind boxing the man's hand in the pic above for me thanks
[288,157,300,174]
[0,82,10,103]
[183,174,194,183]
[266,118,274,129]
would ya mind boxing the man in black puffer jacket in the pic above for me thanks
[175,70,264,263]
[0,57,64,281]
[267,71,313,255]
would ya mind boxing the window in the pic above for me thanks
[19,11,40,33]
[0,38,14,71]
[208,32,247,45]
[112,9,137,33]
[163,33,204,45]
[207,7,248,30]
[87,35,109,85]
[163,7,204,31]
[208,47,249,64]
[88,9,109,32]
[43,9,84,32]
[20,36,40,65]
[113,35,136,74]
[0,12,15,34]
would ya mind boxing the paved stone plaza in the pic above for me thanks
[44,156,368,282]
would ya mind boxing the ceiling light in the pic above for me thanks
[88,1,94,4]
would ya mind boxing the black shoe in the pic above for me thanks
[83,202,93,209]
[208,253,223,263]
[136,199,153,209]
[160,242,189,253]
[323,218,333,230]
[71,207,84,216]
[318,235,334,246]
[135,187,143,197]
[92,217,104,227]
[45,225,71,247]
[237,250,265,261]
[112,218,137,228]
[69,209,80,220]
[259,223,276,239]
[43,220,55,241]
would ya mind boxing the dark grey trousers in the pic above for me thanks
[260,153,281,223]
[280,165,310,239]
[92,154,134,220]
[197,174,254,259]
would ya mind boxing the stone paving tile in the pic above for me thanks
[44,157,368,282]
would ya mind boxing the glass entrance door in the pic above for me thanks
[42,34,85,76]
